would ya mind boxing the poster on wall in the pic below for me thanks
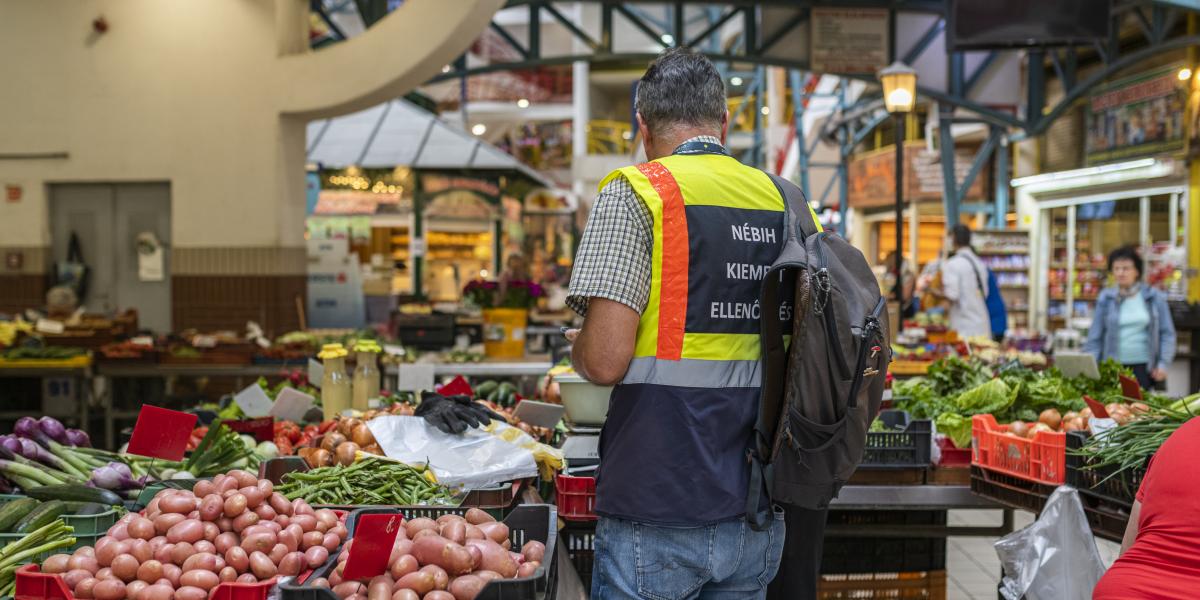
[1086,65,1186,165]
[810,8,890,75]
[846,142,990,209]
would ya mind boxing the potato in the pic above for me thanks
[404,518,437,539]
[462,509,493,526]
[229,469,258,489]
[68,554,100,574]
[174,586,208,600]
[249,551,277,579]
[465,546,481,571]
[447,575,485,600]
[232,511,261,533]
[225,547,250,573]
[161,564,182,588]
[43,554,72,574]
[412,530,439,542]
[125,580,148,600]
[236,573,257,584]
[63,569,93,589]
[127,541,152,564]
[305,546,330,568]
[333,582,365,598]
[166,520,205,545]
[391,590,419,600]
[439,522,466,546]
[241,532,276,555]
[138,583,174,600]
[135,560,164,584]
[389,555,419,580]
[517,561,540,578]
[153,514,186,537]
[110,555,139,582]
[474,523,508,545]
[520,541,545,563]
[423,592,455,600]
[419,565,448,590]
[434,515,464,527]
[223,494,248,518]
[278,552,306,577]
[393,572,435,596]
[181,553,219,574]
[462,526,484,542]
[159,495,197,515]
[464,540,516,578]
[310,577,330,589]
[127,517,156,541]
[472,571,500,582]
[240,486,265,509]
[269,493,294,517]
[367,579,393,600]
[218,566,237,583]
[179,569,220,591]
[410,535,474,576]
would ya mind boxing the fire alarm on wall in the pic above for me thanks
[93,16,108,34]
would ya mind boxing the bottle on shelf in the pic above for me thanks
[318,343,351,420]
[352,339,382,412]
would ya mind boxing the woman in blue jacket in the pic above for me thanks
[1084,246,1177,389]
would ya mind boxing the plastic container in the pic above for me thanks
[14,564,307,600]
[481,308,528,359]
[817,570,947,600]
[971,413,1066,485]
[554,473,597,522]
[280,504,558,600]
[860,410,932,468]
[969,465,1055,514]
[822,510,947,574]
[0,496,119,559]
[560,523,596,590]
[555,372,612,427]
[1064,431,1144,509]
[935,436,972,467]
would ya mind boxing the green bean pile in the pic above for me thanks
[1075,412,1189,493]
[275,456,455,506]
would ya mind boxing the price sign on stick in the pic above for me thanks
[341,513,404,580]
[126,405,198,461]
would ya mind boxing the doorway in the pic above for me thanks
[49,183,172,332]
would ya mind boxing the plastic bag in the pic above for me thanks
[995,486,1106,600]
[366,415,538,488]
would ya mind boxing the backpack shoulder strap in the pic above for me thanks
[764,173,820,241]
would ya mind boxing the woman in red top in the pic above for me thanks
[1093,416,1200,599]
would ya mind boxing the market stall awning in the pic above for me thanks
[305,98,551,187]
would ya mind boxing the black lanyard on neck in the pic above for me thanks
[673,140,730,156]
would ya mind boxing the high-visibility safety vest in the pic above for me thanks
[593,150,821,525]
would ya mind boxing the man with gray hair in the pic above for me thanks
[566,47,820,599]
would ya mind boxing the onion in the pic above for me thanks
[1007,421,1030,439]
[1029,423,1055,438]
[1038,408,1062,430]
[350,423,375,447]
[334,442,359,466]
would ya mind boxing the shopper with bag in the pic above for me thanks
[564,47,818,599]
[931,225,992,338]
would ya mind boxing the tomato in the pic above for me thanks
[318,420,338,434]
[302,424,319,437]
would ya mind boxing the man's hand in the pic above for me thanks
[563,328,580,342]
[1151,367,1167,382]
[571,298,639,386]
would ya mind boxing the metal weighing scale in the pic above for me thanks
[561,425,601,466]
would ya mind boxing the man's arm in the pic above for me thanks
[570,299,640,385]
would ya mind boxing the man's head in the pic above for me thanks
[635,47,729,160]
[950,224,972,250]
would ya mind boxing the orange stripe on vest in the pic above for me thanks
[636,161,688,361]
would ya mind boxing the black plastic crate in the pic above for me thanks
[1081,502,1131,544]
[821,510,947,575]
[1065,431,1145,510]
[560,524,596,590]
[280,504,558,600]
[860,410,933,469]
[970,466,1055,514]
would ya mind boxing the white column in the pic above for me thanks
[572,60,590,201]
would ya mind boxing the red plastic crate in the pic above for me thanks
[555,474,597,521]
[971,414,1066,485]
[936,436,972,467]
[15,564,311,600]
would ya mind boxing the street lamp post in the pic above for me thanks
[879,61,917,306]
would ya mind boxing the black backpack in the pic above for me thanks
[746,175,890,528]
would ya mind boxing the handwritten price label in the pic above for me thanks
[341,513,404,580]
[126,405,198,461]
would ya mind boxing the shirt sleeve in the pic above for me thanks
[566,176,653,317]
[941,259,962,302]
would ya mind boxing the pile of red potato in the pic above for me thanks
[310,508,545,600]
[37,469,349,600]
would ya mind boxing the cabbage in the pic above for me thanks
[936,413,972,449]
[954,378,1018,415]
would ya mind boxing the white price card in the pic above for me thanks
[233,383,274,418]
[396,363,435,392]
[35,318,64,334]
[308,358,324,389]
[512,400,566,430]
[270,387,317,422]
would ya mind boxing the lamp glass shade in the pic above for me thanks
[879,62,917,113]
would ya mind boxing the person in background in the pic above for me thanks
[1084,246,1176,389]
[882,250,918,319]
[497,253,531,300]
[931,224,990,338]
[1092,416,1200,599]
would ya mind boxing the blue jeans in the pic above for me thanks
[591,509,786,600]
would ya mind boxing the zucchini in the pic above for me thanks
[0,498,40,533]
[474,381,499,398]
[14,500,69,533]
[24,484,124,506]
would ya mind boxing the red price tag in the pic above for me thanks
[1119,375,1143,401]
[341,513,403,581]
[439,375,473,397]
[126,405,198,461]
[1083,395,1109,419]
[225,417,275,442]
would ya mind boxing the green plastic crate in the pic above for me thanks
[0,494,120,560]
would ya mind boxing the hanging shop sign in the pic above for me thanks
[847,141,990,209]
[810,8,890,75]
[420,173,501,202]
[1086,65,1186,165]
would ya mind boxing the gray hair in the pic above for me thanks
[636,47,726,137]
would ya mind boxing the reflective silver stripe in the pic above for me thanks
[621,356,761,388]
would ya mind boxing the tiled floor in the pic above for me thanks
[945,509,1121,599]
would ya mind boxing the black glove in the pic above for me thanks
[415,392,505,434]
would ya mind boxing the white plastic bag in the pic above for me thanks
[995,486,1106,600]
[366,415,538,488]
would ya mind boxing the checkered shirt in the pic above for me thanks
[567,136,724,316]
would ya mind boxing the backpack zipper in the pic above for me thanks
[809,232,854,379]
[844,298,886,408]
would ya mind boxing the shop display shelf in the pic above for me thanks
[817,570,947,600]
[968,466,1055,514]
[1064,431,1144,510]
[280,504,558,600]
[971,414,1066,486]
[860,410,932,469]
